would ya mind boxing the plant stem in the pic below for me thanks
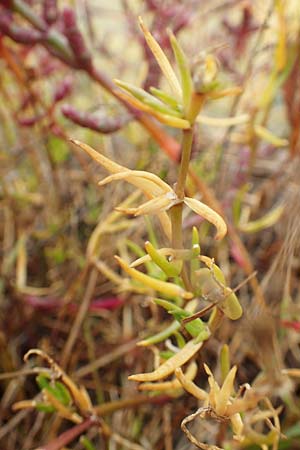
[169,94,205,290]
[169,128,194,290]
[176,128,194,200]
[36,417,98,450]
[170,204,183,250]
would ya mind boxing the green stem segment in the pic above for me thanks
[176,128,194,200]
[169,94,204,289]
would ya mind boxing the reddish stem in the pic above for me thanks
[35,417,97,450]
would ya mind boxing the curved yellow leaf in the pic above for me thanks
[139,361,197,392]
[129,339,202,382]
[184,197,227,240]
[139,17,182,100]
[115,256,192,299]
[116,194,175,216]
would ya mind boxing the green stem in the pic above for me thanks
[169,129,194,291]
[170,203,183,250]
[169,94,204,290]
[13,0,47,31]
[175,128,194,200]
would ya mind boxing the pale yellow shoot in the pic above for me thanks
[208,86,242,99]
[183,197,227,240]
[71,139,169,197]
[216,365,237,415]
[254,125,288,147]
[239,204,284,233]
[129,339,203,382]
[231,413,244,438]
[175,367,207,401]
[130,248,195,268]
[116,194,176,216]
[204,363,220,408]
[139,361,197,392]
[70,139,172,239]
[70,139,125,174]
[12,400,38,411]
[139,17,182,100]
[115,256,193,299]
[98,170,173,196]
[117,90,190,129]
[197,114,249,127]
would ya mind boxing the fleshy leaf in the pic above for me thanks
[116,194,176,217]
[239,204,284,233]
[145,241,182,276]
[129,339,203,382]
[139,17,182,100]
[115,256,193,299]
[168,30,193,110]
[183,197,227,240]
[117,90,190,129]
[254,125,288,147]
[115,79,182,117]
[149,86,181,109]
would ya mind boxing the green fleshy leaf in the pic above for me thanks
[36,374,71,406]
[145,241,182,277]
[169,30,193,110]
[115,79,182,117]
[149,86,181,109]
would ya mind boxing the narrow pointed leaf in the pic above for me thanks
[197,114,249,127]
[216,365,237,415]
[168,30,193,109]
[139,361,197,392]
[70,139,124,174]
[137,320,181,346]
[129,339,202,381]
[117,194,175,217]
[115,256,193,299]
[145,241,182,276]
[254,125,288,147]
[149,86,181,109]
[117,90,190,129]
[139,17,182,100]
[115,79,182,117]
[175,367,207,401]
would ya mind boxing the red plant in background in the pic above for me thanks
[0,0,181,160]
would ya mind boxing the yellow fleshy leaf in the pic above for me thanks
[116,193,176,216]
[98,170,172,196]
[129,339,202,382]
[239,204,284,233]
[216,365,237,415]
[208,86,242,99]
[115,256,192,299]
[139,17,182,100]
[183,197,227,240]
[197,114,249,127]
[139,361,197,391]
[175,367,207,401]
[70,139,172,238]
[117,90,190,129]
[254,125,288,147]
